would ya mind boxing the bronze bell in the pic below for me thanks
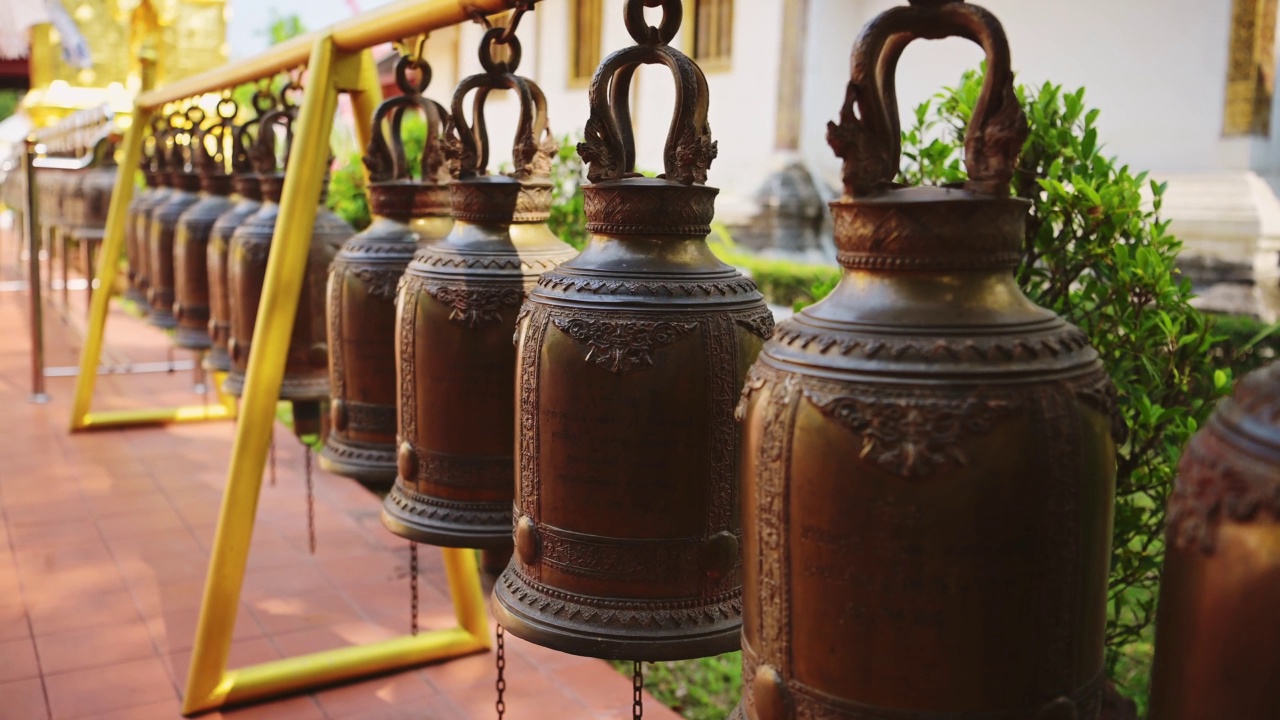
[205,91,274,372]
[382,33,576,546]
[173,98,240,350]
[148,108,203,329]
[126,122,169,307]
[1147,361,1280,719]
[492,0,772,661]
[80,139,118,229]
[732,2,1119,718]
[224,83,354,436]
[321,56,454,487]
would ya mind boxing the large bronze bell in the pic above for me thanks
[382,33,576,547]
[224,85,353,435]
[492,0,772,661]
[80,141,117,230]
[321,57,454,487]
[732,3,1119,718]
[1147,361,1280,719]
[148,110,202,329]
[126,122,169,307]
[205,92,273,372]
[173,98,240,350]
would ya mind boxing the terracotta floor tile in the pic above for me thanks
[0,636,40,683]
[210,695,325,720]
[240,564,333,602]
[247,590,366,636]
[164,636,280,690]
[447,680,590,720]
[551,659,683,720]
[129,579,209,618]
[43,657,176,720]
[72,698,182,720]
[22,563,130,605]
[28,588,143,637]
[146,603,262,653]
[3,498,91,527]
[0,677,49,720]
[326,694,464,720]
[36,619,156,675]
[268,621,401,658]
[96,509,188,541]
[7,520,103,551]
[317,550,412,589]
[88,492,175,520]
[312,671,437,718]
[15,540,115,577]
[0,601,32,642]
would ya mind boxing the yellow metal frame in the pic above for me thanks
[64,0,528,713]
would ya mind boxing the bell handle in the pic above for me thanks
[829,0,1026,197]
[578,0,715,185]
[365,56,450,184]
[448,61,550,182]
[251,105,298,177]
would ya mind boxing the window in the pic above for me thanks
[687,0,733,68]
[569,0,603,86]
[1224,0,1278,136]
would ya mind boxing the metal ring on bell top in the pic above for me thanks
[478,27,522,75]
[624,0,682,46]
[395,55,432,95]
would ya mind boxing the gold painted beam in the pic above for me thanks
[137,0,524,110]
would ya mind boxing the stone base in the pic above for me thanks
[491,566,742,662]
[318,434,396,489]
[172,325,211,351]
[380,484,512,549]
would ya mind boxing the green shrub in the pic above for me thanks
[328,150,371,231]
[549,134,589,250]
[796,70,1228,708]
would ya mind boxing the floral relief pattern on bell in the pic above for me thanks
[223,83,354,402]
[204,91,273,372]
[491,0,774,662]
[381,29,577,547]
[148,108,204,329]
[733,3,1120,719]
[320,56,455,488]
[1147,361,1280,720]
[174,97,241,350]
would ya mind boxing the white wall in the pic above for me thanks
[800,0,1242,192]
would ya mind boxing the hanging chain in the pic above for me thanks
[268,430,277,487]
[495,625,507,720]
[304,442,316,554]
[409,541,419,636]
[633,661,643,720]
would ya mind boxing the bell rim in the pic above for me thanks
[172,325,213,351]
[379,501,514,549]
[491,579,743,662]
[203,346,232,372]
[317,436,398,487]
[146,309,178,330]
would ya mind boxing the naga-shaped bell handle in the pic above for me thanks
[194,96,240,177]
[143,113,169,176]
[828,0,1027,198]
[167,105,205,174]
[577,0,716,186]
[447,26,553,183]
[250,79,302,176]
[365,54,450,184]
[230,87,276,176]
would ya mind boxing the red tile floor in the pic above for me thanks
[0,238,680,718]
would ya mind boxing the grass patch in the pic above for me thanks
[612,653,742,720]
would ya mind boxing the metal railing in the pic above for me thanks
[65,0,525,713]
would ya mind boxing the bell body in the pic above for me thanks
[126,176,166,306]
[321,184,452,487]
[205,175,261,372]
[493,179,772,661]
[173,175,234,350]
[147,172,200,328]
[734,190,1117,720]
[80,164,116,229]
[383,178,576,547]
[1148,362,1280,720]
[64,171,87,233]
[223,176,352,403]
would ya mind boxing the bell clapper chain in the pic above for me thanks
[633,661,644,720]
[304,438,316,554]
[409,541,419,636]
[495,624,507,720]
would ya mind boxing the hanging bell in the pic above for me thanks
[732,3,1120,718]
[80,139,117,230]
[382,28,576,547]
[1147,361,1280,719]
[173,98,240,351]
[492,0,772,661]
[148,108,203,329]
[320,56,454,487]
[224,82,354,437]
[205,90,274,372]
[126,119,170,308]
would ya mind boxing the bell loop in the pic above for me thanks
[195,98,240,179]
[578,0,714,186]
[448,20,554,184]
[623,0,682,46]
[366,54,450,185]
[478,26,523,75]
[826,0,1026,198]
